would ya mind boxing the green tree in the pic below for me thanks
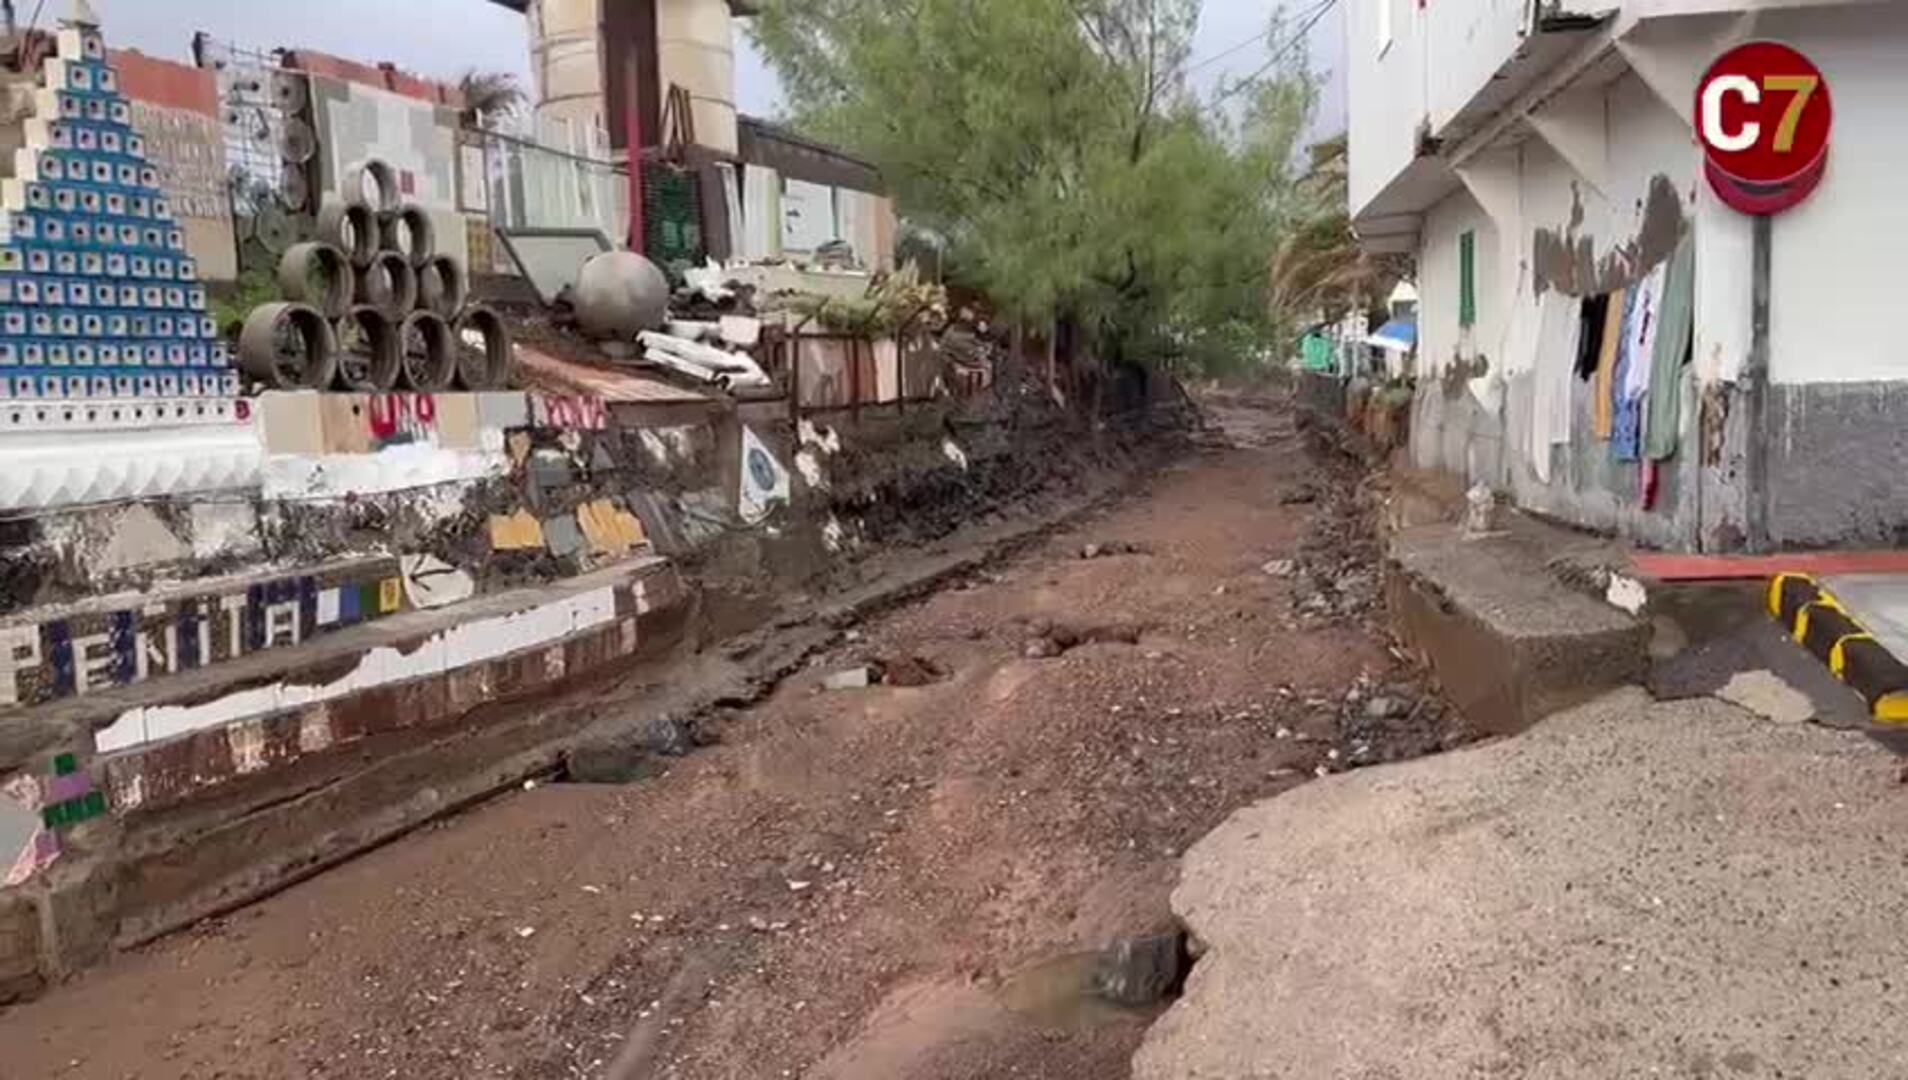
[749,0,1318,377]
[457,69,526,129]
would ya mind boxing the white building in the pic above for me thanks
[1348,0,1908,551]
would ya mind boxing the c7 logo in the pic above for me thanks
[1701,73,1821,154]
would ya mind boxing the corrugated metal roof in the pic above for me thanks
[514,345,715,404]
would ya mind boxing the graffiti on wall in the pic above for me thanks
[0,559,409,713]
[366,392,440,447]
[532,394,608,431]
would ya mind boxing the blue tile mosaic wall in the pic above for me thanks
[0,22,238,401]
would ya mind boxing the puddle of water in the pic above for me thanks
[993,950,1156,1028]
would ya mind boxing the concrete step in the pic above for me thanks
[1386,521,1650,736]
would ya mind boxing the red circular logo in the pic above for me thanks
[1697,42,1832,214]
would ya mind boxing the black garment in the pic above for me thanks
[1575,293,1610,381]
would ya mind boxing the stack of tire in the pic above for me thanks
[238,157,512,393]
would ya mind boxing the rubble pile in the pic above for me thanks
[1284,471,1385,627]
[1275,416,1473,769]
[515,248,1023,410]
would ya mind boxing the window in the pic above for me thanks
[1378,0,1394,54]
[1458,230,1477,329]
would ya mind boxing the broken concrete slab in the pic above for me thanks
[577,499,647,557]
[1716,669,1814,724]
[822,666,875,691]
[92,503,189,574]
[1137,689,1908,1080]
[1648,582,1870,730]
[1386,522,1648,735]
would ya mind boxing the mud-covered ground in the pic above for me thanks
[1,387,1461,1079]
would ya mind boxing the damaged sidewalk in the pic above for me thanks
[1134,417,1908,1079]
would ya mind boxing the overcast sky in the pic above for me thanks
[97,0,1344,136]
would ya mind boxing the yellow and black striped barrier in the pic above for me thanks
[1768,573,1908,724]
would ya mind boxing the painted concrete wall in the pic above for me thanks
[1421,0,1531,133]
[1417,187,1498,377]
[1346,0,1427,217]
[1348,0,1617,218]
[1757,2,1908,386]
[1416,72,1694,384]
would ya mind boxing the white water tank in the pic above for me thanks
[528,0,606,137]
[525,0,739,154]
[657,0,738,154]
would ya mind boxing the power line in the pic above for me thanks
[1183,0,1332,77]
[1207,0,1340,110]
[1184,26,1273,76]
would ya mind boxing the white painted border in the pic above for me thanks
[95,585,620,754]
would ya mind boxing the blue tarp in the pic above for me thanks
[1365,318,1417,352]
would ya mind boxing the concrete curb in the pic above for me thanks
[1769,573,1908,722]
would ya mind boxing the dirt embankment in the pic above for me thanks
[0,387,1461,1080]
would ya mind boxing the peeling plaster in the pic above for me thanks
[1532,175,1687,298]
[1440,355,1492,399]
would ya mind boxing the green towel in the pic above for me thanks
[1645,234,1695,462]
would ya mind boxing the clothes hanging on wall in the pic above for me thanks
[1621,264,1664,401]
[1592,285,1627,440]
[1645,235,1697,462]
[1612,262,1666,463]
[1530,290,1582,485]
[1575,293,1610,381]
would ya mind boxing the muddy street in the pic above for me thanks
[1,392,1452,1079]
